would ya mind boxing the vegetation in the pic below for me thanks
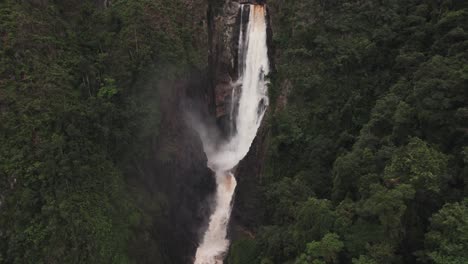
[228,0,467,263]
[1,0,205,263]
[1,0,466,263]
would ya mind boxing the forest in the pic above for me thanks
[0,0,467,264]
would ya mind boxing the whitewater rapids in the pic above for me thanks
[194,4,269,264]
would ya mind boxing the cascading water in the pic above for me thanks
[194,4,269,264]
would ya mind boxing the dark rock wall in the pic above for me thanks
[156,76,215,264]
[208,0,244,137]
[231,119,270,234]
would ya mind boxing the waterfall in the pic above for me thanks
[194,4,269,264]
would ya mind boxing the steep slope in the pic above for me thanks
[228,0,468,263]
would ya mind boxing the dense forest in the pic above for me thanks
[0,0,467,264]
[229,0,468,263]
[0,0,210,263]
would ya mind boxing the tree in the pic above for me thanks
[293,198,337,247]
[352,255,378,264]
[295,233,344,264]
[359,184,415,240]
[424,199,468,264]
[384,137,448,194]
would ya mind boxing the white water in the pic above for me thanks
[194,4,269,264]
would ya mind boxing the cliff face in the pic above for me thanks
[127,76,216,264]
[207,0,242,137]
[151,76,215,264]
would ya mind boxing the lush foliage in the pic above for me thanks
[229,0,467,263]
[1,0,467,263]
[0,0,205,263]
